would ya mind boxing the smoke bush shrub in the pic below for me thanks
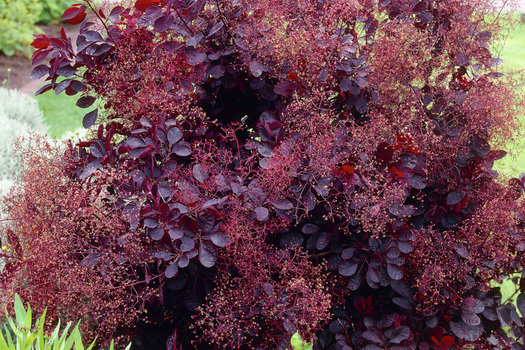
[2,0,525,349]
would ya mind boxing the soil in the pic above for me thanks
[0,23,79,93]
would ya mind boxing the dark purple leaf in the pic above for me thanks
[254,206,269,221]
[249,61,264,77]
[399,153,417,169]
[180,237,195,252]
[348,272,362,291]
[340,78,352,92]
[186,33,204,47]
[462,298,485,313]
[362,328,383,344]
[341,248,355,260]
[92,43,112,56]
[386,247,401,258]
[281,233,304,247]
[30,65,48,79]
[192,164,208,183]
[209,65,225,78]
[355,96,368,114]
[442,214,462,228]
[35,83,52,96]
[277,336,291,350]
[173,141,192,156]
[83,109,98,128]
[154,14,173,32]
[389,326,410,344]
[55,78,73,95]
[301,223,319,234]
[199,241,217,267]
[274,81,296,95]
[209,232,232,247]
[82,30,103,42]
[203,197,227,209]
[315,232,330,250]
[390,280,413,299]
[393,297,413,310]
[57,65,77,77]
[167,127,183,145]
[447,190,466,205]
[409,174,426,189]
[76,95,96,108]
[150,227,164,240]
[461,310,481,326]
[187,52,207,65]
[198,211,215,232]
[169,228,183,240]
[397,241,413,253]
[165,262,179,278]
[79,159,102,179]
[154,251,173,260]
[70,80,83,92]
[207,22,223,37]
[329,319,349,333]
[109,5,124,22]
[497,305,512,325]
[367,267,381,284]
[339,261,358,276]
[178,255,190,268]
[248,187,266,205]
[387,263,403,280]
[144,218,158,228]
[449,321,483,341]
[271,199,293,210]
[138,6,163,27]
[482,308,498,321]
[257,142,273,157]
[89,142,104,158]
[80,253,100,268]
[127,137,147,149]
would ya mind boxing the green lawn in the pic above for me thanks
[493,14,525,177]
[36,89,84,139]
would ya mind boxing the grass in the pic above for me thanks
[492,13,525,177]
[36,89,84,139]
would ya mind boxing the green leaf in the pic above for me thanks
[4,323,14,348]
[0,327,10,349]
[35,308,48,350]
[290,332,313,350]
[14,294,26,327]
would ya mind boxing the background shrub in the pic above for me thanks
[0,88,47,193]
[0,0,41,57]
[2,0,525,349]
[36,0,73,24]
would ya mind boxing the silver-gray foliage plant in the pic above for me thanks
[0,88,48,193]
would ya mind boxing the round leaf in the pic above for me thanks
[173,141,192,156]
[165,262,179,278]
[254,206,269,221]
[180,237,195,252]
[387,263,403,280]
[339,261,358,276]
[82,108,98,128]
[168,127,183,145]
[199,241,217,267]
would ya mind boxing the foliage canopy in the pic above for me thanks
[1,0,525,349]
